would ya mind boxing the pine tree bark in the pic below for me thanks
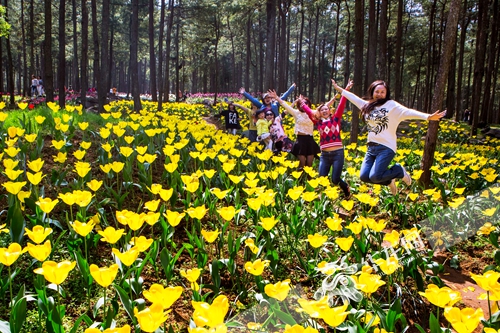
[80,0,88,108]
[58,0,66,108]
[158,0,165,109]
[43,0,54,102]
[351,0,363,144]
[130,0,141,111]
[420,0,461,187]
[98,0,110,112]
[264,0,276,89]
[149,0,157,102]
[72,0,80,92]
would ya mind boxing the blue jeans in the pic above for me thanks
[319,149,349,195]
[360,144,404,185]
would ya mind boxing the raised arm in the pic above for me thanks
[327,79,353,108]
[279,83,296,100]
[297,96,317,123]
[267,89,296,115]
[232,102,250,113]
[239,87,263,109]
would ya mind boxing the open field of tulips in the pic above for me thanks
[1,99,500,333]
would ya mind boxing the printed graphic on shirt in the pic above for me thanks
[366,108,389,135]
[229,112,238,124]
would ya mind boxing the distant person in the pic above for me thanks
[332,79,446,195]
[463,109,471,122]
[218,99,242,135]
[31,75,38,97]
[255,109,273,150]
[239,83,295,118]
[232,101,258,142]
[37,76,44,97]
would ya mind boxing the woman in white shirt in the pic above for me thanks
[332,80,446,195]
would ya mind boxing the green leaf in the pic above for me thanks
[414,324,426,333]
[9,297,26,333]
[113,284,134,321]
[69,314,92,333]
[272,308,296,326]
[429,313,441,333]
[8,202,25,244]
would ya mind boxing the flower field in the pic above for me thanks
[1,99,500,333]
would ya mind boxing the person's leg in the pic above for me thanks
[330,149,349,196]
[368,145,402,185]
[298,155,306,170]
[306,155,314,167]
[359,148,376,183]
[318,152,333,177]
[249,130,258,142]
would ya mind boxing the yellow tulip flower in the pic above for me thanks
[98,227,125,244]
[0,243,26,266]
[78,122,89,131]
[86,179,103,192]
[264,279,291,301]
[51,139,66,150]
[74,161,91,178]
[244,259,269,276]
[259,216,278,231]
[180,268,201,291]
[443,307,483,333]
[144,199,161,212]
[351,272,386,296]
[4,168,24,181]
[335,236,354,252]
[36,197,59,214]
[283,324,319,333]
[53,152,67,163]
[3,158,20,169]
[130,236,154,252]
[25,226,53,244]
[73,190,93,207]
[324,215,343,231]
[73,150,87,160]
[134,303,169,333]
[185,205,207,220]
[34,260,76,285]
[110,161,125,173]
[345,222,363,235]
[71,220,96,237]
[112,246,140,266]
[18,102,28,110]
[418,284,462,308]
[287,186,304,201]
[374,256,400,275]
[27,158,44,172]
[143,284,183,309]
[201,229,219,243]
[307,233,328,248]
[35,115,46,124]
[27,171,45,185]
[90,263,119,287]
[192,295,229,328]
[159,188,173,202]
[217,206,236,221]
[244,238,259,254]
[26,240,52,262]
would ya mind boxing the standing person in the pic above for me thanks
[218,100,241,135]
[31,75,38,97]
[239,83,295,118]
[255,109,273,150]
[266,110,294,154]
[267,90,320,171]
[37,76,44,97]
[233,102,258,142]
[332,79,446,195]
[298,79,354,198]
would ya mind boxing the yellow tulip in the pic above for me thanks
[4,168,24,181]
[134,303,169,333]
[130,236,154,252]
[244,259,269,276]
[477,223,496,236]
[53,152,67,163]
[73,190,93,207]
[186,205,207,220]
[0,243,26,266]
[27,171,45,185]
[51,139,66,150]
[374,256,400,275]
[36,197,59,214]
[335,236,354,252]
[180,268,201,291]
[287,186,304,200]
[0,224,8,234]
[264,279,291,301]
[143,284,183,309]
[90,263,119,287]
[18,102,28,110]
[71,220,96,237]
[25,226,53,244]
[345,222,363,235]
[201,229,219,243]
[283,324,319,333]
[34,260,76,285]
[418,284,462,308]
[2,181,27,195]
[244,238,259,254]
[110,161,125,173]
[383,230,400,248]
[112,247,140,266]
[192,295,229,328]
[35,115,46,124]
[351,272,386,296]
[73,150,86,160]
[307,233,328,248]
[443,307,483,333]
[26,240,52,262]
[324,215,343,231]
[78,122,90,131]
[87,179,103,192]
[163,210,185,227]
[27,158,44,172]
[74,161,91,178]
[217,206,236,221]
[259,216,278,231]
[98,227,125,244]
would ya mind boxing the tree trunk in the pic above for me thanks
[351,0,363,144]
[80,0,88,108]
[43,0,54,102]
[58,0,66,108]
[308,6,319,99]
[482,0,497,124]
[21,0,28,96]
[454,0,470,122]
[72,0,80,92]
[98,0,110,112]
[297,1,304,95]
[264,0,276,89]
[328,1,341,100]
[394,0,403,100]
[130,0,141,111]
[420,0,461,188]
[470,0,489,135]
[29,0,34,78]
[91,0,99,90]
[149,0,157,101]
[158,0,165,109]
[245,15,251,90]
[423,0,436,112]
[343,0,351,86]
[365,0,376,88]
[164,0,174,101]
[4,0,14,106]
[377,0,388,81]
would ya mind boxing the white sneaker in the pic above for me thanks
[401,165,412,186]
[388,179,397,195]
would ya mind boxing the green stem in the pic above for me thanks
[103,288,107,325]
[8,265,13,308]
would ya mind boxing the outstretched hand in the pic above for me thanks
[331,79,344,93]
[267,89,278,99]
[428,110,447,121]
[239,87,245,94]
[345,79,354,91]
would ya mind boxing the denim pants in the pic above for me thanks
[319,149,349,195]
[359,144,403,185]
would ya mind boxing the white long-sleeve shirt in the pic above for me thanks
[342,90,429,152]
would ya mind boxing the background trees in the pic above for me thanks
[0,0,498,132]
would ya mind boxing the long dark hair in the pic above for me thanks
[360,80,391,121]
